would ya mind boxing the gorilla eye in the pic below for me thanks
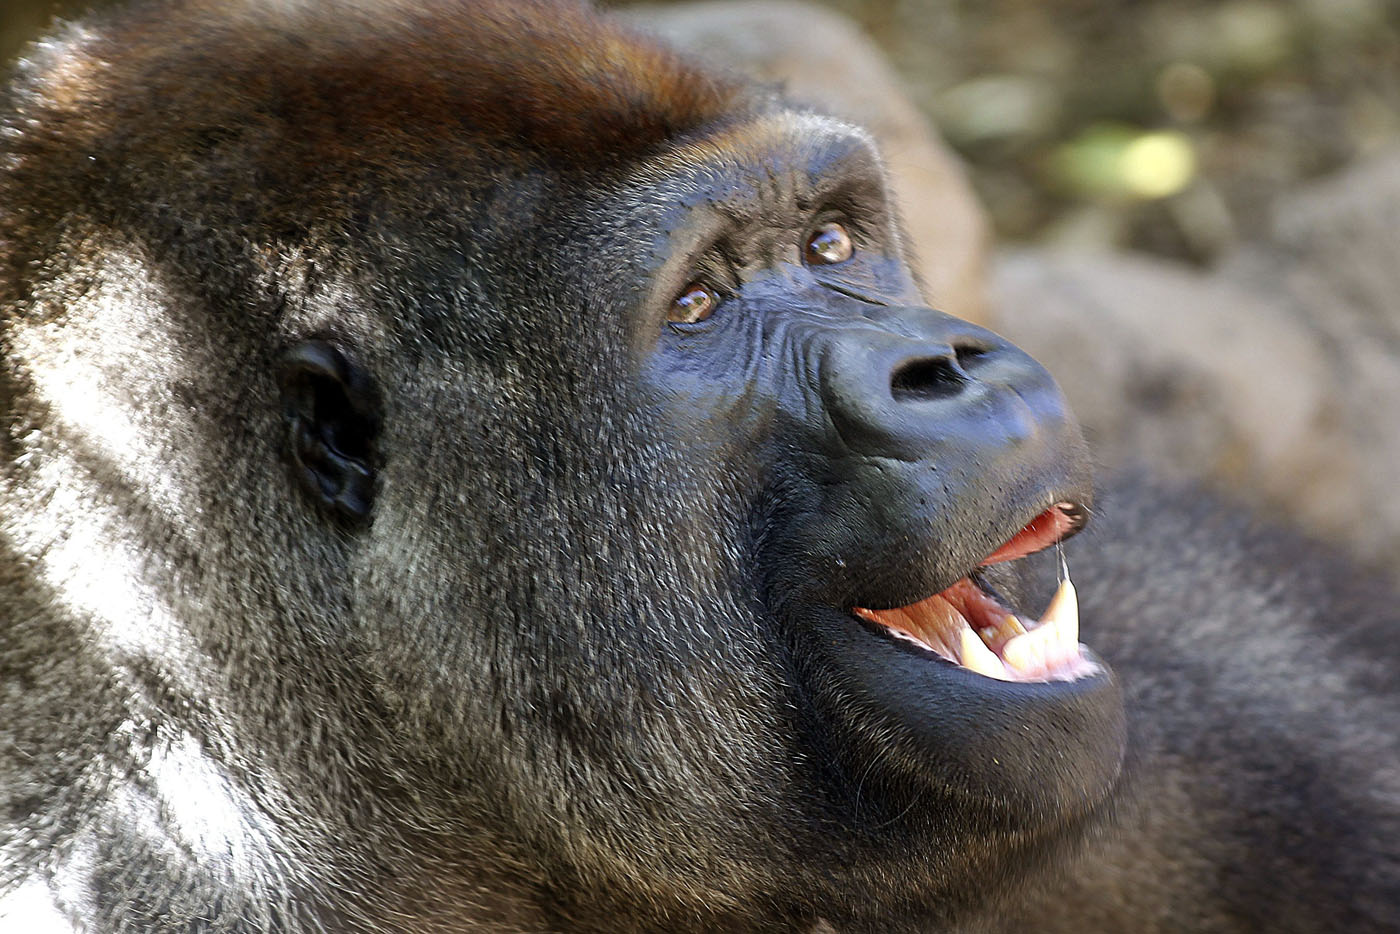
[804,222,854,265]
[670,283,719,324]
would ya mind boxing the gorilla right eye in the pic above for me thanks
[669,283,718,324]
[804,221,854,265]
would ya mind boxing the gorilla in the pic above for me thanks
[0,1,1396,931]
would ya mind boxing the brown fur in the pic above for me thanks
[21,0,742,161]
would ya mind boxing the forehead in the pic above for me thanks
[641,110,889,218]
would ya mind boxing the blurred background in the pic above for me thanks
[830,0,1400,265]
[623,0,1400,264]
[13,0,1395,265]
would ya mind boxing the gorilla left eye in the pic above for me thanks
[804,222,854,265]
[669,283,719,324]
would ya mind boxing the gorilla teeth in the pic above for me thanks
[959,626,1007,679]
[977,613,1026,647]
[1000,576,1094,682]
[854,572,1096,682]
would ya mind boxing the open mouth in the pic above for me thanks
[853,503,1097,683]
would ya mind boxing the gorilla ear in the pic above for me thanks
[278,340,380,522]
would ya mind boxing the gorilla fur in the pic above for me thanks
[1,1,1397,932]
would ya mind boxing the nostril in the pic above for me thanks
[954,343,988,368]
[890,355,966,401]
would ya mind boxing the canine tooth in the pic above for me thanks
[1002,576,1086,678]
[959,626,1009,680]
[1040,576,1079,647]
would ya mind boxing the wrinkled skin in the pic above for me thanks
[0,2,1397,933]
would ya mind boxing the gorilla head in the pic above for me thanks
[0,1,1124,930]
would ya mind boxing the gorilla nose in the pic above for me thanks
[820,308,1071,462]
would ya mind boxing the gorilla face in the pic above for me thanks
[626,113,1125,827]
[356,109,1127,927]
